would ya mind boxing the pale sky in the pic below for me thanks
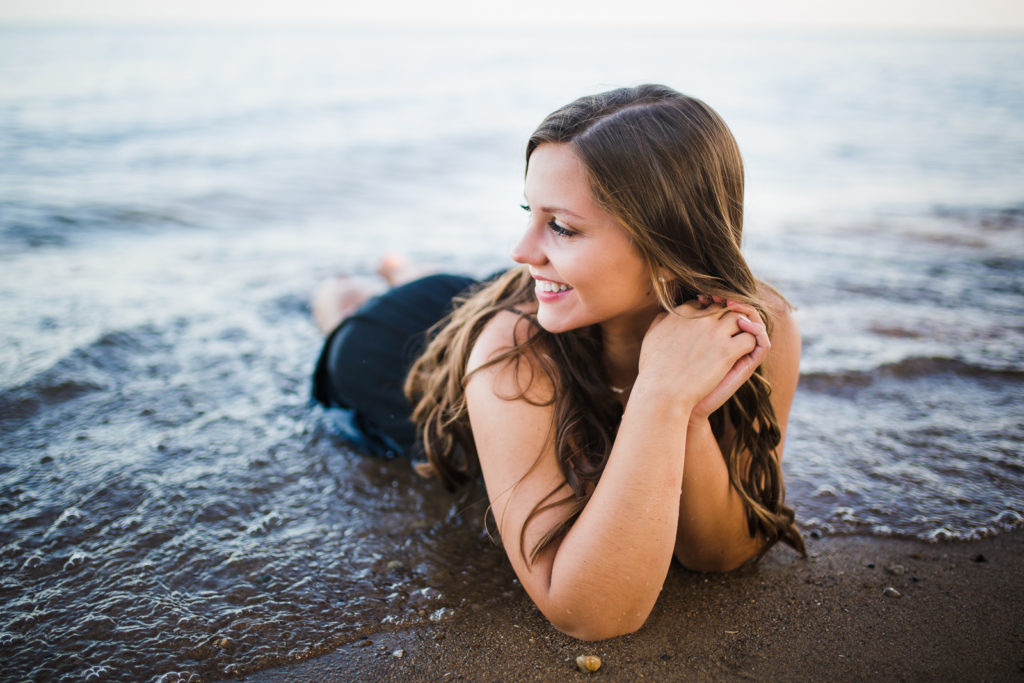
[1,0,1023,31]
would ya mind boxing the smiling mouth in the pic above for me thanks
[535,280,573,293]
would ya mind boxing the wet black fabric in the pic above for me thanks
[311,273,479,458]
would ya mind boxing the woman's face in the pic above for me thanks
[512,143,661,339]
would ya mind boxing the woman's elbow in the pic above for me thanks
[675,540,759,573]
[548,607,651,641]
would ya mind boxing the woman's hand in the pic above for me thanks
[638,297,767,419]
[690,298,770,421]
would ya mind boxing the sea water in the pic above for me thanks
[0,25,1022,680]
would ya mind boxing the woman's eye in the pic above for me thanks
[547,219,576,238]
[522,203,575,237]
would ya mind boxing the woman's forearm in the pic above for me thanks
[539,378,693,638]
[675,417,762,571]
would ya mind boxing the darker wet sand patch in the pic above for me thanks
[250,530,1024,681]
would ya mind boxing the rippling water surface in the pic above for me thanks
[1,25,1022,680]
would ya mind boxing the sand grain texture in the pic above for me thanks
[252,530,1024,681]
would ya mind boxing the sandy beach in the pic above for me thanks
[253,529,1024,681]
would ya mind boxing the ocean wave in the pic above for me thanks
[799,356,1023,393]
[0,201,201,253]
[932,203,1024,231]
[0,324,174,429]
[800,509,1024,542]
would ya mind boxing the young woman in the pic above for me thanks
[312,84,804,641]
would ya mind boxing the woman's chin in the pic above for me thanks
[535,310,579,335]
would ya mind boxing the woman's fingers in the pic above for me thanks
[737,314,770,356]
[721,300,761,322]
[715,307,769,372]
[680,299,767,360]
[696,294,729,309]
[720,303,769,353]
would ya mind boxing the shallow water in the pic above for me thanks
[1,25,1022,680]
[0,291,514,680]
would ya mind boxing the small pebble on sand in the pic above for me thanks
[882,587,901,598]
[392,649,404,658]
[576,655,601,673]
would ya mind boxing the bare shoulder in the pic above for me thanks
[467,305,541,370]
[463,309,564,546]
[757,283,800,365]
[756,283,800,453]
[466,307,552,403]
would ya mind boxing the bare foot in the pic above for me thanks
[311,276,375,335]
[376,252,434,288]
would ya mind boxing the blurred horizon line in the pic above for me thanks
[1,20,1023,38]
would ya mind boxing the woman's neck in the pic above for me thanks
[600,313,655,392]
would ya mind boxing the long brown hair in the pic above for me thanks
[406,84,804,563]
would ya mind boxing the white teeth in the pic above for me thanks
[535,280,571,293]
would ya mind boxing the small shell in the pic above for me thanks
[576,654,601,673]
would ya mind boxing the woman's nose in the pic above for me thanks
[510,224,545,266]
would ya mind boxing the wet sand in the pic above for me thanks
[252,529,1024,681]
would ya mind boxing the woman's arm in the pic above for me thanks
[674,297,802,571]
[466,306,760,640]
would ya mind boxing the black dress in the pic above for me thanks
[311,273,479,458]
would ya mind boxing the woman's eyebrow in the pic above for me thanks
[522,193,587,220]
[534,203,587,220]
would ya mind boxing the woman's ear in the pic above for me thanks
[651,269,680,306]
